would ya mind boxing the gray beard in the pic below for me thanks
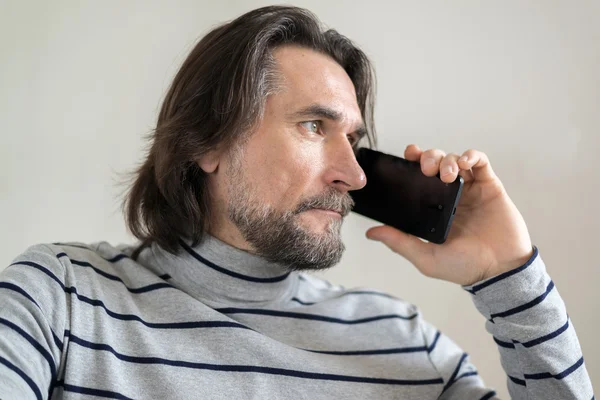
[226,151,353,272]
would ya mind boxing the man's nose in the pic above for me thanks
[323,138,367,192]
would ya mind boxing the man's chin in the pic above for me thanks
[297,210,343,231]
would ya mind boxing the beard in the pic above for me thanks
[226,150,354,272]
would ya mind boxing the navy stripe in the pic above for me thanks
[56,381,134,400]
[441,353,468,393]
[0,317,57,384]
[0,355,43,400]
[519,318,569,348]
[67,257,135,282]
[59,256,174,294]
[509,375,526,386]
[64,329,431,359]
[292,297,315,305]
[493,336,515,349]
[53,242,94,251]
[428,331,441,353]
[524,356,584,380]
[127,282,174,294]
[468,246,538,294]
[179,239,290,283]
[480,391,497,400]
[53,331,64,352]
[6,262,421,355]
[55,243,131,264]
[303,345,428,356]
[10,260,66,289]
[15,257,172,296]
[9,261,252,332]
[0,281,41,308]
[490,281,555,320]
[455,370,478,381]
[0,281,64,351]
[292,290,399,305]
[107,254,129,263]
[63,286,251,331]
[68,333,443,386]
[215,307,418,324]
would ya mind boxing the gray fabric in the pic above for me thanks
[0,234,593,399]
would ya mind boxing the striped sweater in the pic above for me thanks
[0,234,593,399]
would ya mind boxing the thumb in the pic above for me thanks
[366,225,434,269]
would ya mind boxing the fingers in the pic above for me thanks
[404,144,422,161]
[407,145,492,184]
[439,153,463,183]
[458,149,496,182]
[420,149,447,177]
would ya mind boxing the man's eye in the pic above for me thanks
[300,121,320,133]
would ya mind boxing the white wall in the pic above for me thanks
[1,1,598,397]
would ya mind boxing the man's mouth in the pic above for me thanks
[312,208,343,217]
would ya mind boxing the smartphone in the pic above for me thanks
[350,147,464,244]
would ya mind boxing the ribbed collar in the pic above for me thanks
[142,233,299,307]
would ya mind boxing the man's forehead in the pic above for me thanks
[272,46,361,121]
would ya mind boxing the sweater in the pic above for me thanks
[0,234,594,399]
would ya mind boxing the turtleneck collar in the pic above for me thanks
[141,233,299,307]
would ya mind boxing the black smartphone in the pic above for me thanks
[350,147,464,244]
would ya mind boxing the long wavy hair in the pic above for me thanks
[121,5,377,257]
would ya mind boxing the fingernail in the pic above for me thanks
[442,165,453,176]
[459,155,468,163]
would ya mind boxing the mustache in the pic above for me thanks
[294,189,355,217]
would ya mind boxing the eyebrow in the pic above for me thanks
[288,104,368,141]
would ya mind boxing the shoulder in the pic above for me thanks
[4,240,156,289]
[5,243,70,282]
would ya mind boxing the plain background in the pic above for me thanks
[1,1,598,397]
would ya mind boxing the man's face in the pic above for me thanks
[202,45,367,271]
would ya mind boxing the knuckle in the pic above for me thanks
[434,149,447,158]
[446,153,460,162]
[421,149,436,158]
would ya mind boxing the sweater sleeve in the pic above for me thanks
[0,244,69,400]
[461,246,594,399]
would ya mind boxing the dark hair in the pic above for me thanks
[122,5,377,257]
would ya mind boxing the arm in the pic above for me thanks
[419,247,593,399]
[365,145,594,399]
[463,247,593,398]
[0,244,68,400]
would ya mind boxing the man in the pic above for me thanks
[0,5,593,399]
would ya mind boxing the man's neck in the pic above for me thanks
[207,219,257,255]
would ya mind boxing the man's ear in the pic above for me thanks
[196,150,221,174]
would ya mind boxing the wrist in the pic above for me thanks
[481,245,536,283]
